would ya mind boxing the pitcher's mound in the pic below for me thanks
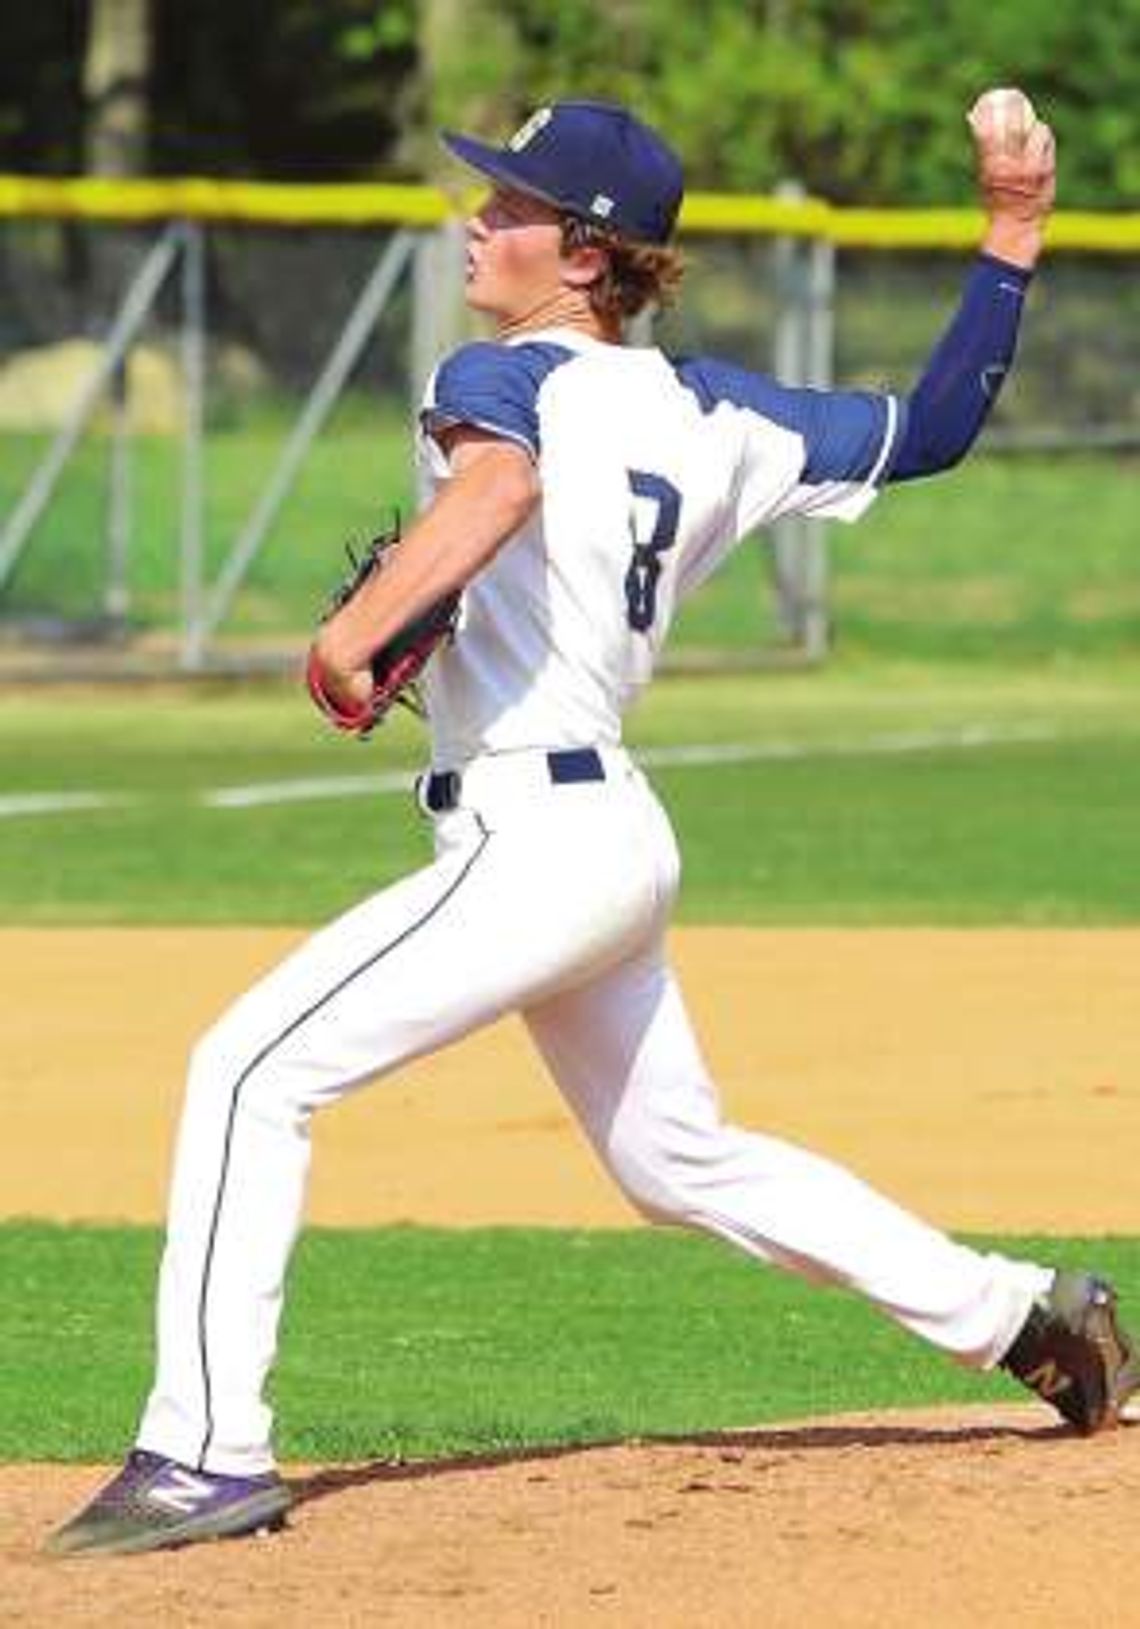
[7,1403,1139,1627]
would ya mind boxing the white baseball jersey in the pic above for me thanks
[419,331,904,765]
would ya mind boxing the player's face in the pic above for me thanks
[465,186,567,321]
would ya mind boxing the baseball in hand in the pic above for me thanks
[968,87,1040,154]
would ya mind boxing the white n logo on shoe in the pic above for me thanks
[1024,1360,1073,1399]
[148,1468,217,1514]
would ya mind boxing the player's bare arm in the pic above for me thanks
[312,431,539,713]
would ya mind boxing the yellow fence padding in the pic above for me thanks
[0,175,1136,252]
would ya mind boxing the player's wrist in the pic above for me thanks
[305,645,373,732]
[981,216,1045,271]
[310,633,372,699]
[314,623,373,682]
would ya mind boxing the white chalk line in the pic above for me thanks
[206,723,1055,807]
[0,722,1057,820]
[203,770,415,809]
[0,791,129,819]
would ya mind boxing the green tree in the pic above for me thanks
[147,0,415,178]
[2,0,1136,203]
[0,5,88,173]
[415,0,1140,206]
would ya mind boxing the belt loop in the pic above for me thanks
[416,770,461,815]
[547,747,605,785]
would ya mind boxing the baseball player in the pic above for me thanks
[50,89,1138,1558]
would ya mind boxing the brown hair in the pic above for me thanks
[560,215,686,324]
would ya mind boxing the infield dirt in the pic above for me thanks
[5,926,1140,1625]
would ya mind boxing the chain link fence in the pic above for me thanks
[0,198,1136,674]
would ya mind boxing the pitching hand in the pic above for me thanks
[968,88,1056,266]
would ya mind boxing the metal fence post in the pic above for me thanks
[179,220,207,671]
[799,230,835,659]
[104,354,131,624]
[625,308,656,347]
[410,220,469,502]
[196,229,417,651]
[414,218,469,394]
[769,182,834,659]
[0,220,183,595]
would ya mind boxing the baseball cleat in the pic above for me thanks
[1000,1270,1140,1434]
[44,1449,291,1557]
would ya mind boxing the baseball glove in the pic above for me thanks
[306,516,460,738]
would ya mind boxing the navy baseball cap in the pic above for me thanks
[442,101,684,245]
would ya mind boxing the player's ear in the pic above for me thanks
[559,241,608,290]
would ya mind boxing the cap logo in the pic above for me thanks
[509,107,553,152]
[590,194,615,218]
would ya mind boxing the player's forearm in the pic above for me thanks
[315,447,539,679]
[887,253,1031,482]
[884,87,1058,482]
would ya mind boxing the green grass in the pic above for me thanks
[6,431,1139,1473]
[4,661,1140,924]
[0,401,415,631]
[676,454,1140,661]
[2,421,1137,661]
[5,1222,1138,1463]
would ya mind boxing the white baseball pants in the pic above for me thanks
[137,745,1049,1474]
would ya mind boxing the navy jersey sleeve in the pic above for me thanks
[421,340,573,460]
[887,255,1032,482]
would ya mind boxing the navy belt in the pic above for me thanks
[421,747,605,813]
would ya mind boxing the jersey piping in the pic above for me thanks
[421,340,576,458]
[192,823,492,1468]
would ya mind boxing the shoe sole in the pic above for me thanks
[46,1485,292,1557]
[1100,1298,1140,1430]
